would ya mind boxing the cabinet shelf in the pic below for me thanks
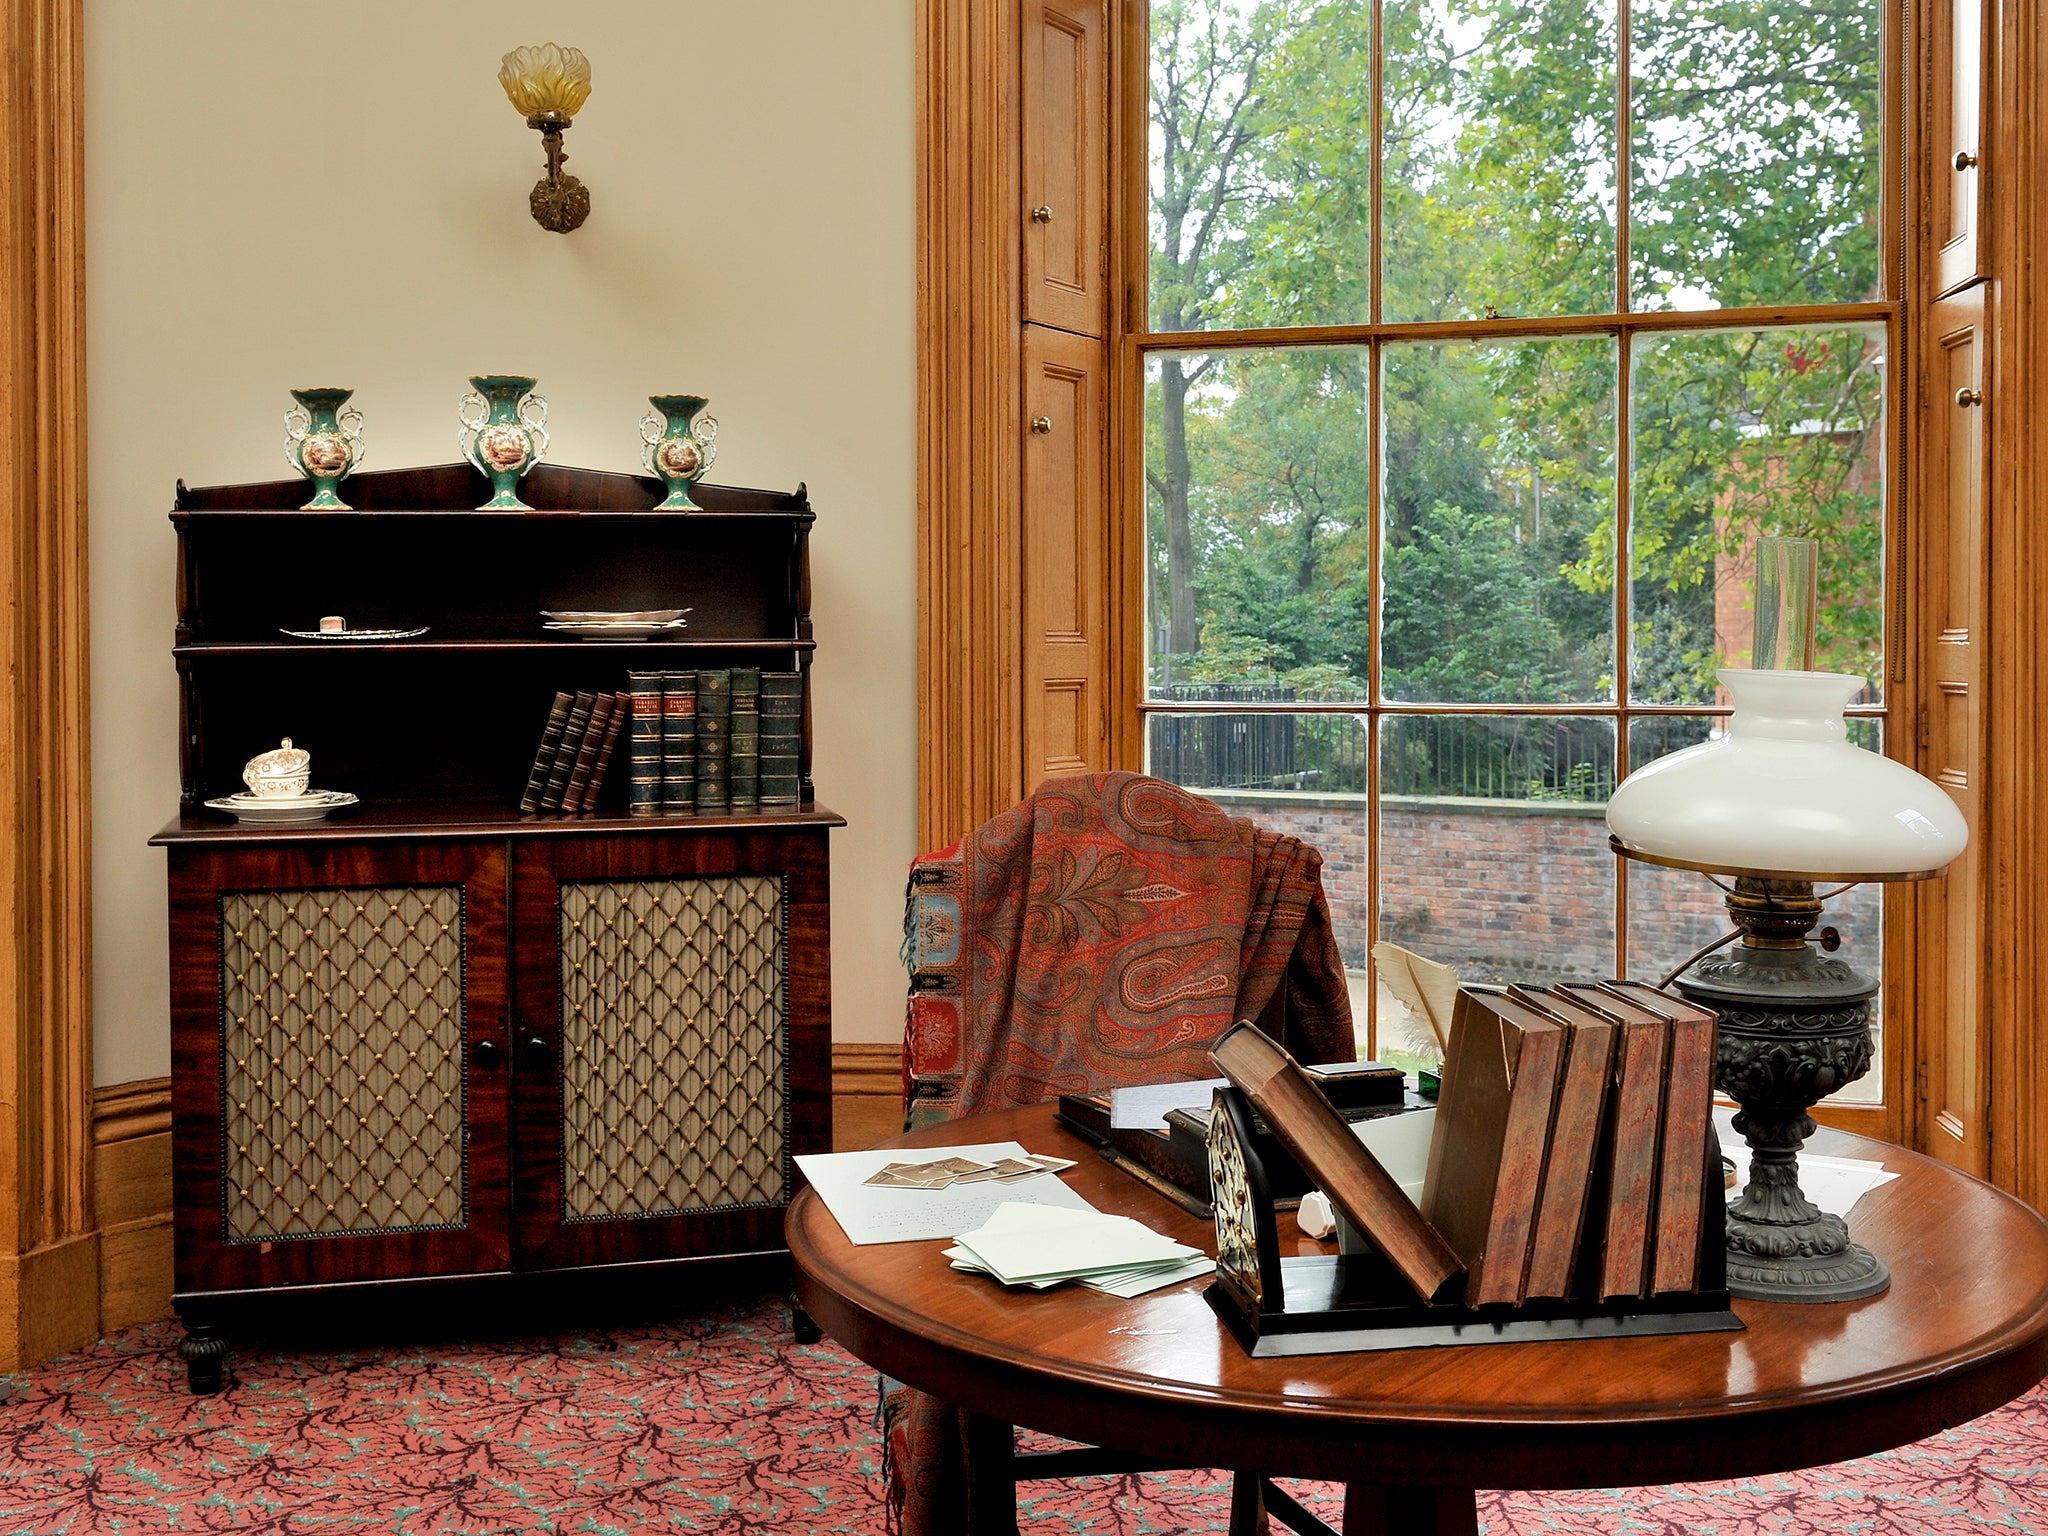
[173,637,818,658]
[152,799,845,846]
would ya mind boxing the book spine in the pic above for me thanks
[561,692,615,813]
[627,672,665,818]
[1650,1008,1717,1293]
[1471,1020,1566,1307]
[578,691,630,813]
[662,671,698,814]
[696,668,732,813]
[518,690,575,814]
[541,691,599,812]
[729,668,761,812]
[1523,1012,1616,1299]
[1599,1016,1671,1301]
[759,670,803,806]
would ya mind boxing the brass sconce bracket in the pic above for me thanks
[526,114,590,234]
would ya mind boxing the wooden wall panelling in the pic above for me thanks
[832,1042,906,1152]
[1984,0,2048,1209]
[0,0,94,1372]
[918,0,1027,851]
[94,1079,173,1332]
[1022,0,1109,337]
[1916,285,1991,1177]
[1022,326,1112,785]
[1929,0,1991,295]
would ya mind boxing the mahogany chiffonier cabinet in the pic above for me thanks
[150,462,840,1392]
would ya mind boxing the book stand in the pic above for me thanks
[1203,1087,1743,1358]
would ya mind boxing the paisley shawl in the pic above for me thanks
[888,772,1354,1533]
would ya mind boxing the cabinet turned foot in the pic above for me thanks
[787,1296,822,1344]
[179,1324,229,1395]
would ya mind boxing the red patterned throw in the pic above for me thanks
[901,771,1355,1128]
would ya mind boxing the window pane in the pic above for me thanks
[1145,348,1373,701]
[1150,1,1373,332]
[1631,0,1883,310]
[1381,337,1617,703]
[1383,0,1617,321]
[1629,325,1888,706]
[1622,717,1886,1105]
[1381,714,1617,987]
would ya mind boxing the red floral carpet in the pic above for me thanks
[2,1293,2045,1534]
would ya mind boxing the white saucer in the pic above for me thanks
[280,626,430,641]
[204,789,359,824]
[541,607,691,624]
[543,617,690,640]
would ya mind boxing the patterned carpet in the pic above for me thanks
[2,1293,2046,1534]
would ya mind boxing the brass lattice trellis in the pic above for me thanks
[219,886,467,1242]
[558,875,789,1221]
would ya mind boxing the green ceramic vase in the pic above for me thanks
[639,394,720,511]
[284,388,365,510]
[459,375,550,510]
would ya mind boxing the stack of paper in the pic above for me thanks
[945,1202,1215,1298]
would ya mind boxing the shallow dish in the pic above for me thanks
[280,626,431,641]
[203,790,359,824]
[540,608,691,624]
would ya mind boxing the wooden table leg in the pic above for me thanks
[1342,1484,1479,1536]
[962,1411,1021,1536]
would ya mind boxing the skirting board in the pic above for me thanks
[83,1044,909,1334]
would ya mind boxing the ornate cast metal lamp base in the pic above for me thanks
[1675,877,1889,1304]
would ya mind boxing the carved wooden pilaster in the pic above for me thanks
[0,0,95,1368]
[917,0,1025,850]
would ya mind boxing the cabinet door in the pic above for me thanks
[1021,0,1109,335]
[510,828,833,1272]
[1916,286,1990,1175]
[1022,324,1113,784]
[169,840,511,1297]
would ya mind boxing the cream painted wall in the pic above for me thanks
[86,1,917,1084]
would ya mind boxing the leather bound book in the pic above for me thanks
[540,691,599,812]
[560,691,615,813]
[573,690,630,813]
[1422,987,1568,1307]
[1584,983,1673,1301]
[695,668,732,813]
[518,690,575,814]
[662,671,698,814]
[626,672,665,818]
[1602,980,1721,1294]
[1211,1021,1463,1304]
[1520,986,1620,1300]
[759,670,803,807]
[729,667,761,811]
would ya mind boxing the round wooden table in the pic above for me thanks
[789,1104,2048,1535]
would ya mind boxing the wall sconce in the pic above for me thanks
[499,43,593,233]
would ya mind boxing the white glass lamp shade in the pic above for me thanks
[1607,669,1969,880]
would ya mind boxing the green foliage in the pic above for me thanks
[1145,0,1887,779]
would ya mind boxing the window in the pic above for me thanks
[1136,0,1894,1077]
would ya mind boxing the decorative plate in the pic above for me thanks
[280,626,431,641]
[203,790,359,824]
[541,607,691,624]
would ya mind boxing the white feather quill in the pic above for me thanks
[1371,940,1461,1062]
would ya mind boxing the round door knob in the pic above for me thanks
[473,1039,502,1069]
[524,1034,551,1066]
[1030,415,1054,435]
[1955,386,1985,408]
[1953,149,1979,172]
[1030,204,1054,224]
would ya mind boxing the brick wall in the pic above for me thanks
[1206,789,1884,985]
